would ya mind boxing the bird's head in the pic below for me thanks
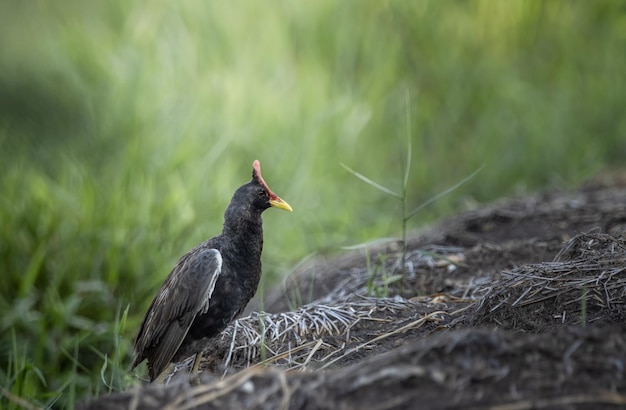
[249,160,293,212]
[227,160,293,219]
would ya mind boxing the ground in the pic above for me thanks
[80,172,626,409]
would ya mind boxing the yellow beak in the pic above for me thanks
[269,196,293,212]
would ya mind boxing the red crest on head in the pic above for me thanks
[252,160,278,199]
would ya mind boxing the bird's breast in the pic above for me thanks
[185,249,262,341]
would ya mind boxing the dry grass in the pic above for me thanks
[164,295,471,383]
[473,232,626,330]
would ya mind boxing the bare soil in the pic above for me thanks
[80,172,626,410]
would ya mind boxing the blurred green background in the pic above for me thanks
[1,0,625,407]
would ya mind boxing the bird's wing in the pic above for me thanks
[132,247,222,379]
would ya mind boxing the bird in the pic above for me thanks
[132,160,292,382]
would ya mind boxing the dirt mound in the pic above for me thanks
[82,326,626,410]
[79,177,626,409]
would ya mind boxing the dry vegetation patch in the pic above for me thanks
[473,232,626,331]
[80,180,626,409]
[168,295,470,380]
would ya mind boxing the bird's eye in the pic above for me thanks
[258,189,266,198]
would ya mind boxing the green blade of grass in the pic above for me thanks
[403,89,412,190]
[100,354,111,390]
[340,237,399,250]
[340,162,403,199]
[18,244,46,297]
[406,164,486,221]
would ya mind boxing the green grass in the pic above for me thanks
[1,0,625,407]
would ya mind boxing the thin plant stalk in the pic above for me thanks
[342,91,484,282]
[401,89,412,275]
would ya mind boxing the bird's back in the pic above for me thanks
[179,234,263,350]
[132,245,224,380]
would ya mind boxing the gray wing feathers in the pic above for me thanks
[133,248,222,379]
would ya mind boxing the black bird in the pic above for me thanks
[132,160,292,381]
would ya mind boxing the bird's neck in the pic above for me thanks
[221,206,264,251]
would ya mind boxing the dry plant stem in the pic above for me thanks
[170,368,266,410]
[319,309,449,370]
[191,352,202,375]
